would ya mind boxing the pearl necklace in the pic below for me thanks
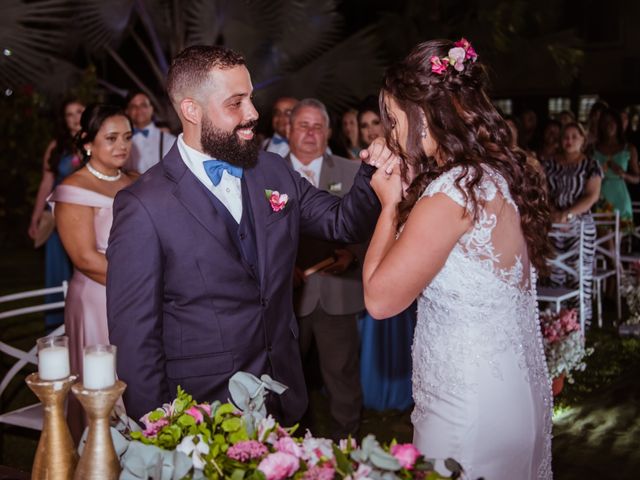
[86,162,122,182]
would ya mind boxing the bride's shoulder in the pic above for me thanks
[421,164,512,208]
[421,166,471,208]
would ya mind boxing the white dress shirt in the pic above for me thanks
[290,153,323,188]
[177,134,243,223]
[128,123,177,174]
[262,133,290,158]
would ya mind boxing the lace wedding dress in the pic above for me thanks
[410,167,552,480]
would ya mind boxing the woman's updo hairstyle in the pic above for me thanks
[380,39,552,273]
[76,104,131,162]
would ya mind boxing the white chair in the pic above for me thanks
[0,282,67,430]
[537,220,586,335]
[623,201,640,254]
[592,211,621,327]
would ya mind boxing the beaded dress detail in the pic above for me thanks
[410,166,552,480]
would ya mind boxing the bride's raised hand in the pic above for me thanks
[371,153,403,209]
[360,137,394,167]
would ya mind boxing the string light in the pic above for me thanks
[2,49,12,57]
[5,89,13,96]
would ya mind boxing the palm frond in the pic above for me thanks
[72,0,135,52]
[254,27,384,115]
[0,0,70,89]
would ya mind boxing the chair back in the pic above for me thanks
[592,211,621,266]
[0,282,67,428]
[547,220,586,332]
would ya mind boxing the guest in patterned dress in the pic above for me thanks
[593,108,640,232]
[542,122,603,326]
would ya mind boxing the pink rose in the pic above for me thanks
[390,443,421,470]
[269,191,288,212]
[141,417,169,437]
[430,55,449,75]
[454,38,478,61]
[447,47,467,72]
[258,452,300,480]
[199,403,212,417]
[186,406,204,424]
[274,436,303,458]
[303,465,335,480]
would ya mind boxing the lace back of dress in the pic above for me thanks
[458,170,531,291]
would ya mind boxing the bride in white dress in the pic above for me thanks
[361,39,554,479]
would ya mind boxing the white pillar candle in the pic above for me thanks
[83,346,116,389]
[38,345,70,380]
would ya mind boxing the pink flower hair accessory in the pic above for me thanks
[430,37,478,75]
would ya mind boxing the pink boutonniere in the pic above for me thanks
[265,189,288,212]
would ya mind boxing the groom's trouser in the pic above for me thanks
[298,305,363,436]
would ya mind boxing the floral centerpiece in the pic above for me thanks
[110,373,464,480]
[539,309,593,388]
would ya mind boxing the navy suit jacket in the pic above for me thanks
[106,144,380,423]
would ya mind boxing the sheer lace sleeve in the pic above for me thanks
[421,166,468,208]
[421,166,517,213]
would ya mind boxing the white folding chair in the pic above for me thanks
[0,282,67,430]
[592,211,622,327]
[537,220,586,335]
[623,201,640,254]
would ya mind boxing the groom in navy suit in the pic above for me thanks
[106,45,380,424]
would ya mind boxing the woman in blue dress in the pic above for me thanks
[28,99,85,329]
[357,97,415,412]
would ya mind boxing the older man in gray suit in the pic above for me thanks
[286,98,364,439]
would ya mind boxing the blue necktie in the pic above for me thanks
[133,128,150,137]
[203,159,243,186]
[271,135,287,145]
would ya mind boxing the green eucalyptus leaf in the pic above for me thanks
[231,468,246,480]
[369,447,401,471]
[222,417,242,432]
[229,429,249,444]
[148,408,167,422]
[215,403,236,423]
[350,448,368,464]
[177,414,196,429]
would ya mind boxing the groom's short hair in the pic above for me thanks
[166,45,246,108]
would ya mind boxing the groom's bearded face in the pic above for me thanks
[201,113,260,169]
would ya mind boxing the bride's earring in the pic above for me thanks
[86,148,91,157]
[421,127,428,138]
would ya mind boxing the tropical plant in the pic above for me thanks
[2,0,385,125]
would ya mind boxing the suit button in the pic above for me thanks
[240,233,246,240]
[261,297,269,306]
[267,344,273,352]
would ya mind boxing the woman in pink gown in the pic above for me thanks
[49,104,136,441]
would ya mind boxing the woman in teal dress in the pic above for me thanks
[594,108,640,231]
[28,99,85,329]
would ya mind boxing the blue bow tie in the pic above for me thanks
[133,128,150,137]
[271,135,287,145]
[203,159,243,186]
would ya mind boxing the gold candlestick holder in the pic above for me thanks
[25,372,78,480]
[72,380,126,480]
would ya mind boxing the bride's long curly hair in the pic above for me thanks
[381,39,552,273]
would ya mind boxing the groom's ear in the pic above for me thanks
[180,98,202,126]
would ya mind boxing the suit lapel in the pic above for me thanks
[318,153,335,190]
[244,165,270,286]
[163,145,240,256]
